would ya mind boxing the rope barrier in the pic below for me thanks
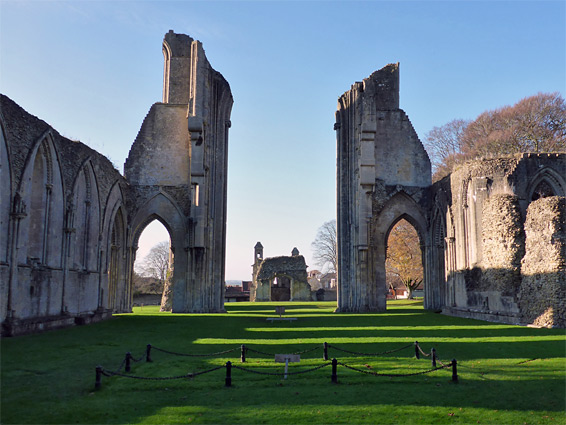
[100,364,224,381]
[416,343,432,357]
[337,361,452,378]
[131,353,145,362]
[327,342,414,357]
[94,340,459,390]
[245,345,320,357]
[151,346,240,357]
[232,362,332,377]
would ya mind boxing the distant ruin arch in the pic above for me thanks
[251,244,311,302]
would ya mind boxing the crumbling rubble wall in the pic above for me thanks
[519,197,566,327]
[433,154,565,326]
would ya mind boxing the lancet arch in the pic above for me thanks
[528,167,565,201]
[18,134,65,268]
[71,160,100,272]
[100,182,127,312]
[0,120,10,264]
[130,192,188,312]
[368,192,429,310]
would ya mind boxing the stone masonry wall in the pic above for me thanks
[480,194,525,294]
[519,197,566,327]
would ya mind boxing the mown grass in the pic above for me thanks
[1,300,565,424]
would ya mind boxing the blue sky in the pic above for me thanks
[1,0,564,280]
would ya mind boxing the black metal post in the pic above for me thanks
[225,361,232,387]
[146,344,152,362]
[415,341,420,359]
[323,342,328,361]
[331,358,338,384]
[431,348,437,368]
[241,345,246,363]
[451,359,458,383]
[95,366,102,390]
[125,352,132,372]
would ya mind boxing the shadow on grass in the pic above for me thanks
[1,301,565,424]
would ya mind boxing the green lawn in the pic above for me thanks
[1,300,565,424]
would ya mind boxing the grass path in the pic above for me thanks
[1,300,565,424]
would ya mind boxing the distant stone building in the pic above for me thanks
[250,243,312,302]
[1,31,232,335]
[336,63,565,327]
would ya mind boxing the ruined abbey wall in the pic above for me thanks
[1,31,232,335]
[1,94,129,335]
[335,63,431,312]
[336,65,565,327]
[433,154,566,327]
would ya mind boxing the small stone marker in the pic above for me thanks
[266,306,297,321]
[275,354,300,379]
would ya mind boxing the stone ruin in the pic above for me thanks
[1,31,232,335]
[434,155,565,327]
[336,63,565,327]
[1,36,564,335]
[250,242,312,302]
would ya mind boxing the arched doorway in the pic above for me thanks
[271,275,291,301]
[369,192,430,311]
[129,193,188,313]
[133,219,172,310]
[385,217,424,302]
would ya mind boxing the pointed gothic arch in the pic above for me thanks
[18,133,64,268]
[0,121,10,264]
[107,206,126,312]
[528,167,565,201]
[130,192,188,312]
[71,160,101,272]
[100,181,127,312]
[369,191,429,311]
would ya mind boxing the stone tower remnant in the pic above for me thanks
[125,30,233,313]
[335,63,431,312]
[1,31,233,335]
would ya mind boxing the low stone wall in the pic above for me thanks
[133,294,162,306]
[519,197,565,327]
[2,310,113,337]
[312,289,337,301]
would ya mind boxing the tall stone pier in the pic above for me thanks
[125,31,233,312]
[335,63,432,312]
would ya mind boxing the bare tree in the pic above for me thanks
[424,118,470,180]
[425,93,566,181]
[311,219,337,273]
[136,241,170,288]
[462,92,566,156]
